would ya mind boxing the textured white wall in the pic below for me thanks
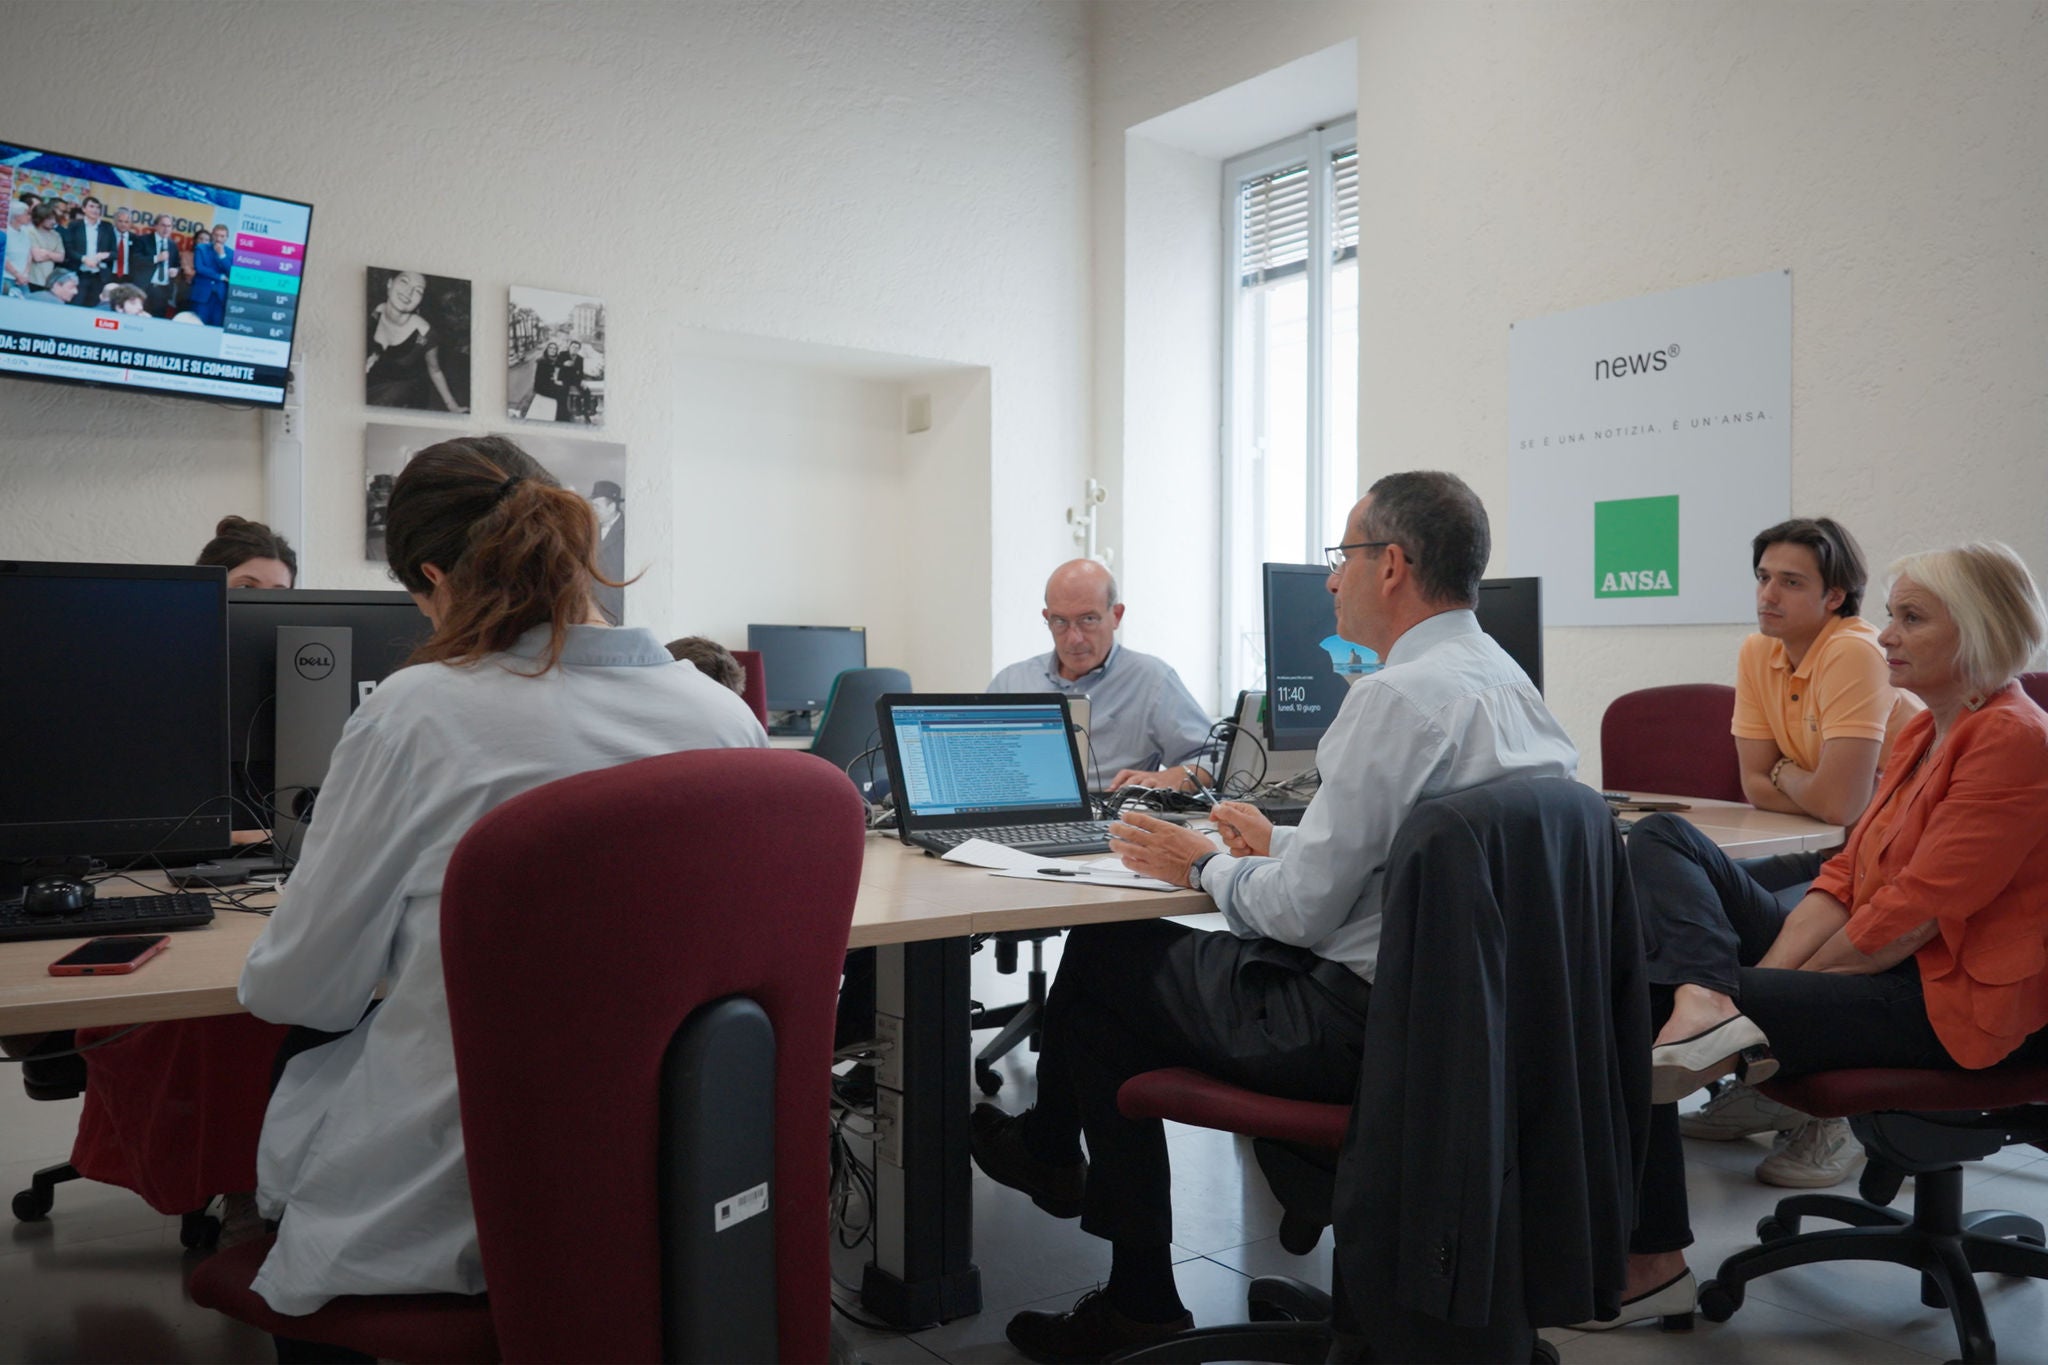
[0,0,1090,685]
[1091,0,2048,781]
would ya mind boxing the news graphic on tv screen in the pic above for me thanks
[0,141,311,406]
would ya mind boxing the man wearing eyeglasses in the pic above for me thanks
[987,558,1215,792]
[971,472,1579,1363]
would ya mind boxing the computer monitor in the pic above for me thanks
[227,588,431,770]
[746,624,867,729]
[1474,576,1544,694]
[1262,563,1378,752]
[0,561,230,873]
[1261,565,1549,751]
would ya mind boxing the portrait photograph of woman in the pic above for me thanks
[364,266,472,413]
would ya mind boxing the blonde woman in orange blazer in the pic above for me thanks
[1580,542,2048,1332]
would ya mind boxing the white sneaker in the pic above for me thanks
[1756,1117,1858,1188]
[1678,1081,1807,1141]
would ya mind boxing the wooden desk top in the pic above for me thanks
[0,906,272,1036]
[1639,793,1843,858]
[0,793,1838,1033]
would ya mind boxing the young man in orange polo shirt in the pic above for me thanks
[1681,517,1921,1185]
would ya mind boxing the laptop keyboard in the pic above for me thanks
[0,892,216,943]
[920,821,1117,855]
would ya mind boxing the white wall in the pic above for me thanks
[1117,136,1223,711]
[1090,1,2048,781]
[0,0,1091,684]
[664,343,992,692]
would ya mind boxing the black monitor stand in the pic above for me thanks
[766,710,816,739]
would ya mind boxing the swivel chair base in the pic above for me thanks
[13,1161,222,1250]
[1700,1157,2048,1363]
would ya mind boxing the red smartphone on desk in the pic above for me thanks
[48,935,171,976]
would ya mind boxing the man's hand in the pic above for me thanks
[1210,801,1273,858]
[1111,764,1192,791]
[1108,811,1215,888]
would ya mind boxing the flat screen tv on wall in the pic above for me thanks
[0,140,311,408]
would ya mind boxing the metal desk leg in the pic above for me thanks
[862,938,983,1326]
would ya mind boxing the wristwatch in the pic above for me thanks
[1187,850,1222,891]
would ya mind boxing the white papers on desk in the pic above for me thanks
[939,838,1182,891]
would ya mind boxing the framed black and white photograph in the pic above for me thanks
[365,267,471,413]
[507,285,606,427]
[494,429,628,623]
[363,422,460,561]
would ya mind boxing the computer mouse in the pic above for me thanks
[23,878,93,917]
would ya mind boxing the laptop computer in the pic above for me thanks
[875,693,1116,856]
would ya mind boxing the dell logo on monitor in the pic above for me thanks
[294,645,337,680]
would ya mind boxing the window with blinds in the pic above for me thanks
[1220,120,1359,704]
[1237,146,1357,287]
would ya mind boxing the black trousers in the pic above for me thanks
[1032,918,1370,1247]
[1628,813,2048,1252]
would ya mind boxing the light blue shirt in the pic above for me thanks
[988,642,1214,784]
[240,624,766,1314]
[1200,610,1578,981]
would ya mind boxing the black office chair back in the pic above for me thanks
[810,667,911,779]
[658,995,778,1363]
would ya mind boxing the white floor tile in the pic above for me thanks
[1558,1294,1944,1363]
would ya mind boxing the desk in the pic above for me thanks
[0,793,1839,1328]
[1629,792,1843,858]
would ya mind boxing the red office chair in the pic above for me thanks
[1600,683,1744,801]
[190,748,866,1363]
[2020,671,2048,713]
[1700,1067,2048,1363]
[733,648,770,726]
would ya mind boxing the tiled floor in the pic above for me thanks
[4,932,2047,1363]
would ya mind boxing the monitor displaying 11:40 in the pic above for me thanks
[0,139,312,407]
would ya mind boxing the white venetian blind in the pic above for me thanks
[1238,163,1310,287]
[1331,146,1357,263]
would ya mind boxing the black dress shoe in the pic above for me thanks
[1007,1287,1193,1363]
[970,1103,1085,1218]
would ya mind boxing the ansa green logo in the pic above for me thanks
[1594,495,1679,597]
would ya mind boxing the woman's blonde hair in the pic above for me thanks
[1889,542,2048,698]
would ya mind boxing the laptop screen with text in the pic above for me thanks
[889,702,1084,818]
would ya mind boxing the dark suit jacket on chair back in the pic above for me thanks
[1333,776,1650,1357]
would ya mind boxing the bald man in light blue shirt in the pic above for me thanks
[988,559,1215,790]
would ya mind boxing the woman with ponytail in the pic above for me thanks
[236,436,764,1317]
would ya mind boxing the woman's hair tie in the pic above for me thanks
[493,475,524,503]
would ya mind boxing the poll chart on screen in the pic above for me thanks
[891,705,1083,817]
[0,140,312,406]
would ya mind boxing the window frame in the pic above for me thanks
[1219,117,1359,705]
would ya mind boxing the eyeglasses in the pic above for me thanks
[1046,613,1107,633]
[1324,542,1397,573]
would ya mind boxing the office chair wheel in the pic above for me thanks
[976,1063,1003,1096]
[13,1187,52,1223]
[1532,1340,1560,1365]
[179,1210,221,1251]
[1756,1214,1795,1243]
[1696,1278,1741,1322]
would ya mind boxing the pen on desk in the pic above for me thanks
[1036,867,1154,881]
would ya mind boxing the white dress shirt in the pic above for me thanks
[1200,610,1578,982]
[240,624,766,1315]
[987,643,1214,783]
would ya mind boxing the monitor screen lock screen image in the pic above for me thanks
[1,140,311,407]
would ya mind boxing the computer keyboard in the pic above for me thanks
[0,892,217,943]
[919,821,1117,856]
